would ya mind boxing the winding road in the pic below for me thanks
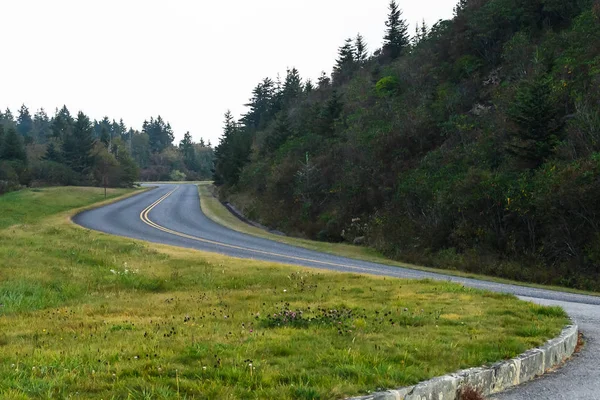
[74,184,600,399]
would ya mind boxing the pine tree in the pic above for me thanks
[17,105,33,144]
[355,33,368,64]
[305,79,314,93]
[242,78,276,130]
[1,126,27,163]
[179,131,198,171]
[213,111,251,185]
[33,108,51,144]
[51,106,74,139]
[43,141,63,163]
[421,19,429,39]
[508,76,564,167]
[0,124,4,156]
[263,112,291,154]
[317,71,331,89]
[143,116,174,153]
[118,119,128,141]
[383,1,410,60]
[100,126,111,147]
[282,68,303,107]
[333,38,356,85]
[63,112,95,174]
[317,90,344,137]
[3,108,15,128]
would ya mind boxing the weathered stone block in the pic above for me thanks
[518,349,545,382]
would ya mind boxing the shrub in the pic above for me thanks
[169,169,187,181]
[30,160,80,186]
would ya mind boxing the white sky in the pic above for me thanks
[2,0,457,145]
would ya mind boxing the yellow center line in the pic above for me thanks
[138,187,387,275]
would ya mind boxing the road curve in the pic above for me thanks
[74,183,600,399]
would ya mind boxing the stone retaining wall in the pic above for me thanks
[349,324,578,400]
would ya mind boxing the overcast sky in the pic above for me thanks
[2,0,457,145]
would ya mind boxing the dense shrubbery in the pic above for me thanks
[215,0,600,290]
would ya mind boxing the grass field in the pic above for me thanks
[0,187,569,399]
[197,184,600,298]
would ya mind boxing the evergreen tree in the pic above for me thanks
[113,140,139,187]
[317,71,331,89]
[213,111,251,185]
[1,126,27,163]
[118,119,128,142]
[100,126,111,147]
[333,38,356,85]
[282,68,303,107]
[0,124,4,156]
[263,112,292,154]
[383,1,410,60]
[51,106,74,139]
[355,33,368,64]
[242,78,276,130]
[43,141,63,163]
[305,79,314,93]
[63,112,95,174]
[33,108,51,143]
[317,90,344,137]
[179,131,198,171]
[143,116,174,153]
[17,105,34,144]
[508,76,564,167]
[3,108,15,127]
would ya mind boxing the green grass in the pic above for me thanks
[0,187,133,230]
[198,184,600,298]
[0,187,569,399]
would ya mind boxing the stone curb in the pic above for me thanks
[349,324,578,400]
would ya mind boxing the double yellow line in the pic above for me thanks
[138,187,384,275]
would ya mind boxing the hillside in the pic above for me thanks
[214,0,600,291]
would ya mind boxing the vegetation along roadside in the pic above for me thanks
[0,187,569,399]
[214,0,600,292]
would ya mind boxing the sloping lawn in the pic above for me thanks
[0,187,568,399]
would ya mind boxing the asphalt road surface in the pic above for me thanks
[74,184,600,399]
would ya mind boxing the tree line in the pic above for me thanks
[214,0,600,291]
[0,105,214,194]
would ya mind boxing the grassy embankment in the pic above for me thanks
[198,184,599,297]
[0,187,568,399]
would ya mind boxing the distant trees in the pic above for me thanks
[0,103,214,193]
[143,116,174,153]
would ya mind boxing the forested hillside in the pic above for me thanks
[0,106,213,193]
[214,0,600,290]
